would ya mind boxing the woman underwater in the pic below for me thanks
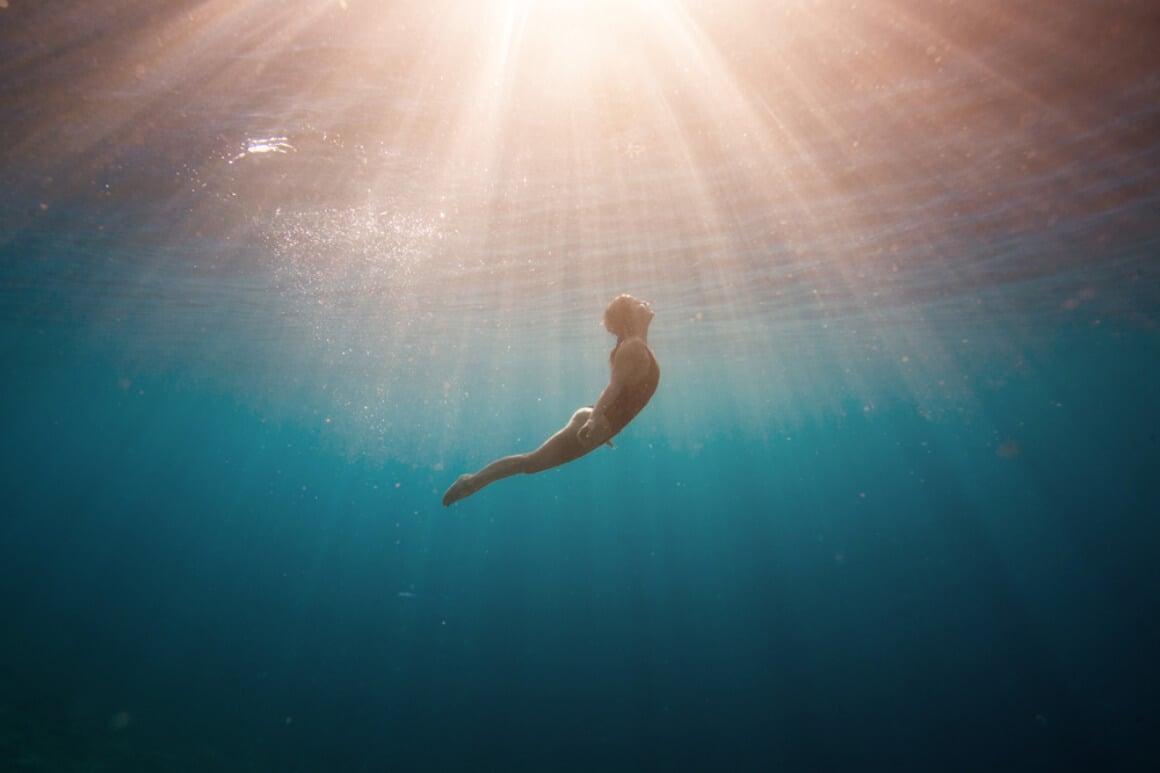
[442,294,659,506]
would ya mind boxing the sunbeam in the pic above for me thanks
[2,0,1156,461]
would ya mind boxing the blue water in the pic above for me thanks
[3,1,1159,771]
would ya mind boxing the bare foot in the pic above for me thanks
[442,474,477,506]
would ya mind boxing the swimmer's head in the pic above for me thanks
[603,294,654,338]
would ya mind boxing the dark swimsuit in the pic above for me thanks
[603,342,660,438]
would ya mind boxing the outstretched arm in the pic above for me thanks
[578,337,652,445]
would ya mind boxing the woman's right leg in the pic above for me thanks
[442,454,530,506]
[441,408,596,506]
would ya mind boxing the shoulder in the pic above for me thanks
[612,336,651,359]
[610,337,654,378]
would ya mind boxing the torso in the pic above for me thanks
[604,341,660,437]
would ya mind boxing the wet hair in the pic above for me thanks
[602,294,645,338]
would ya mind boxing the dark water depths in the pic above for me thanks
[2,1,1159,770]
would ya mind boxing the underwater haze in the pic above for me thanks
[2,0,1159,770]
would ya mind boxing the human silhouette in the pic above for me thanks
[442,294,659,506]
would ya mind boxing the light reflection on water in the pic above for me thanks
[0,0,1157,463]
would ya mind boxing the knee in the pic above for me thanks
[569,407,593,426]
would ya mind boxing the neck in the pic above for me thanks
[618,329,648,344]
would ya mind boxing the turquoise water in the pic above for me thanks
[2,1,1159,770]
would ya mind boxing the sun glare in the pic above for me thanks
[7,0,1134,460]
[399,0,804,303]
[15,0,1097,341]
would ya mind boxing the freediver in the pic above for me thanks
[442,294,659,506]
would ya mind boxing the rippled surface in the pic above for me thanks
[1,1,1158,770]
[4,0,1157,456]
